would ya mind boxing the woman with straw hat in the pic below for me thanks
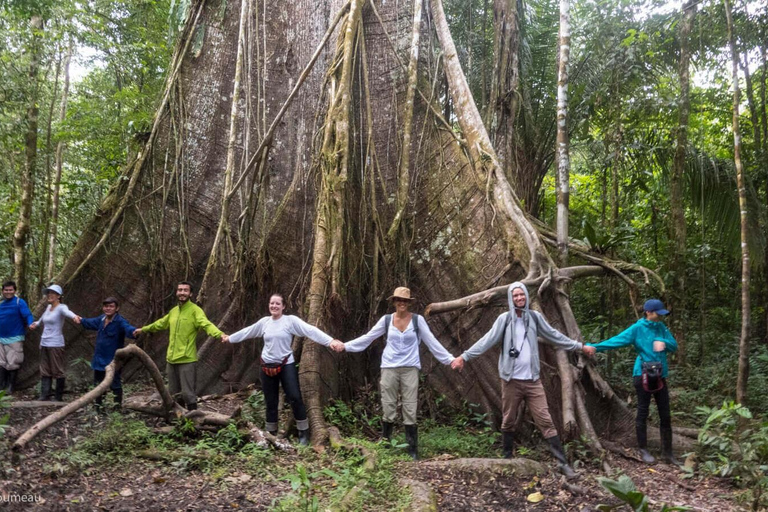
[342,287,456,459]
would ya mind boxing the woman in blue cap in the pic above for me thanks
[586,299,679,465]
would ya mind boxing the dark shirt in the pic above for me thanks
[80,313,137,371]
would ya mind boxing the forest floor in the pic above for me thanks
[0,387,747,511]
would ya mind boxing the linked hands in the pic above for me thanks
[329,339,345,353]
[221,334,230,343]
[582,345,596,357]
[133,328,142,337]
[73,315,82,325]
[450,356,465,371]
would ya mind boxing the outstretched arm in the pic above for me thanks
[345,317,387,353]
[460,314,508,362]
[416,316,454,365]
[228,318,268,344]
[588,323,637,353]
[289,316,333,346]
[533,312,582,352]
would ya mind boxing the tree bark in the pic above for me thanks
[724,0,750,404]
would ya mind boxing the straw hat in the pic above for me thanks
[388,287,415,301]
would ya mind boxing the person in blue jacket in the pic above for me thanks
[80,297,137,409]
[0,281,35,394]
[586,299,679,465]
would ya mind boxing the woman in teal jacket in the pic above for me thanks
[586,299,679,465]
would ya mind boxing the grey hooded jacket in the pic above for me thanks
[460,282,582,382]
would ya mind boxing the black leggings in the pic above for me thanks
[633,376,671,448]
[261,362,307,427]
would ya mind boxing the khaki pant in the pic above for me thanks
[0,342,24,371]
[501,378,557,439]
[167,362,197,406]
[40,346,66,378]
[380,367,419,425]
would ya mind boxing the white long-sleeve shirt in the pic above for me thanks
[37,304,77,348]
[345,315,454,369]
[227,315,333,364]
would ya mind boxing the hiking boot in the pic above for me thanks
[660,428,681,465]
[639,448,656,464]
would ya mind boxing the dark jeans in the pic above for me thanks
[261,362,308,431]
[633,375,671,448]
[94,369,122,390]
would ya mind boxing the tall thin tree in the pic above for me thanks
[724,0,750,404]
[669,0,696,363]
[555,0,571,265]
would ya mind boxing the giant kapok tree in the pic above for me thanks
[18,0,698,455]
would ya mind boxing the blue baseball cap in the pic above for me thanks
[643,299,669,315]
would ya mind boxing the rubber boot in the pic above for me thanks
[186,402,197,411]
[382,421,394,442]
[5,370,17,394]
[546,435,577,480]
[267,430,278,437]
[297,429,310,446]
[636,422,655,463]
[94,393,106,414]
[660,428,680,465]
[0,367,7,390]
[54,377,66,402]
[405,425,419,460]
[113,388,123,409]
[39,377,52,401]
[502,432,515,459]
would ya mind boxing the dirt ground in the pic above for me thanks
[0,389,746,511]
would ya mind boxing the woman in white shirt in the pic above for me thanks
[221,294,343,445]
[29,284,81,401]
[343,287,457,459]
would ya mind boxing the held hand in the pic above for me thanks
[29,322,38,330]
[133,328,142,337]
[451,357,465,371]
[329,339,345,353]
[221,334,230,343]
[582,345,596,357]
[73,315,82,325]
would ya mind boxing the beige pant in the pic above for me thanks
[0,342,24,370]
[380,367,419,425]
[501,378,557,439]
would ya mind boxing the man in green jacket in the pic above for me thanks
[134,282,222,410]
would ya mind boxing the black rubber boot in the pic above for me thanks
[5,370,17,394]
[0,367,7,390]
[638,448,656,464]
[113,388,123,408]
[39,377,52,401]
[502,432,515,459]
[297,429,310,446]
[405,425,419,460]
[660,428,680,465]
[186,402,197,411]
[94,393,105,413]
[382,421,394,442]
[54,378,66,401]
[546,436,577,480]
[267,430,278,437]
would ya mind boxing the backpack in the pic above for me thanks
[384,313,421,342]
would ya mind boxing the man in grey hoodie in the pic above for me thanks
[451,282,595,479]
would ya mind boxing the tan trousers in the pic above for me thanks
[0,342,24,370]
[380,367,419,425]
[501,378,557,439]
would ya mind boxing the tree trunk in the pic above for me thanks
[555,0,570,265]
[669,0,695,364]
[13,16,43,299]
[724,0,750,404]
[20,0,654,453]
[47,38,73,282]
